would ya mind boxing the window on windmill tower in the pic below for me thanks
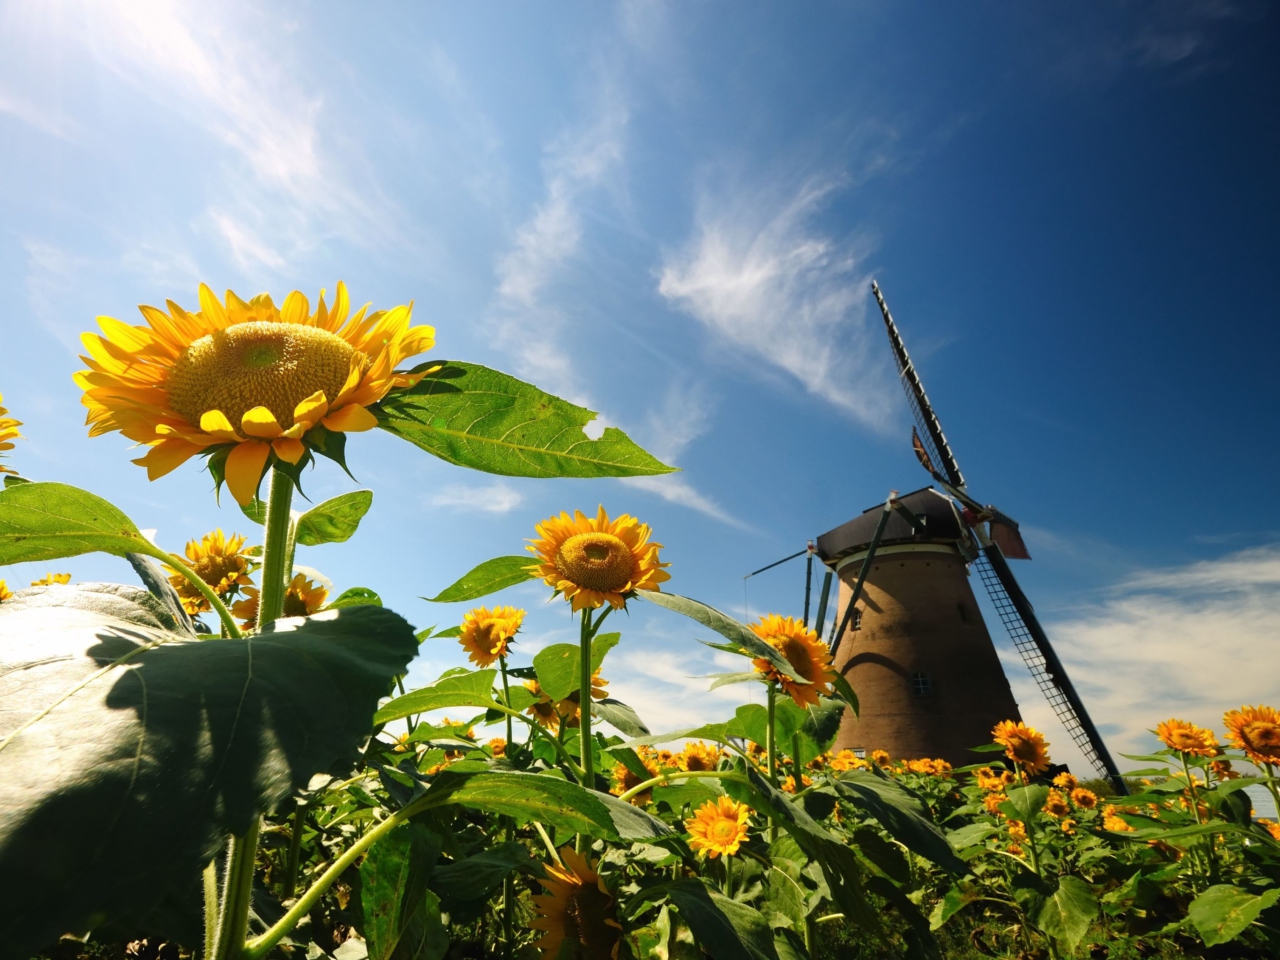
[852,608,863,630]
[910,672,933,697]
[853,748,866,759]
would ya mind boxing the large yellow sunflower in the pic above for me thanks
[677,741,724,773]
[0,392,23,475]
[164,529,254,615]
[75,283,435,504]
[749,614,836,708]
[531,847,622,960]
[458,605,525,667]
[992,720,1051,775]
[1155,718,1219,758]
[231,573,328,630]
[686,796,751,859]
[1224,705,1280,766]
[527,506,669,611]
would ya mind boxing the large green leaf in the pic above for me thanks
[533,632,621,700]
[419,770,673,841]
[429,842,539,902]
[1036,876,1098,950]
[592,698,650,737]
[295,490,374,546]
[424,555,537,603]
[375,361,675,477]
[375,670,498,724]
[832,771,966,874]
[0,584,417,958]
[639,592,807,686]
[360,822,446,960]
[1188,884,1280,947]
[666,879,779,960]
[0,481,154,564]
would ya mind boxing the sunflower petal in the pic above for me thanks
[198,283,228,328]
[272,437,306,464]
[200,409,244,442]
[293,390,329,425]
[225,441,272,505]
[132,438,206,480]
[241,406,285,439]
[321,403,378,432]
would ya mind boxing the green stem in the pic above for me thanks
[724,853,733,897]
[500,656,513,747]
[767,683,778,842]
[245,794,435,960]
[616,769,749,805]
[579,608,594,790]
[282,804,306,900]
[488,703,585,780]
[1181,754,1213,886]
[1264,762,1280,824]
[210,468,294,960]
[157,550,243,639]
[203,860,220,957]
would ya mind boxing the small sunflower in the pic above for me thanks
[1053,772,1078,792]
[1102,804,1134,832]
[975,767,1007,792]
[1007,820,1027,842]
[0,392,23,475]
[531,847,622,960]
[458,605,525,667]
[31,573,71,586]
[677,741,724,773]
[1044,790,1070,818]
[1060,819,1076,835]
[984,792,1008,816]
[749,614,836,708]
[1259,819,1280,842]
[557,670,610,729]
[611,749,660,805]
[780,774,813,794]
[686,796,751,859]
[992,720,1051,775]
[164,529,254,615]
[76,283,435,504]
[527,506,669,611]
[1210,759,1238,781]
[1071,787,1099,810]
[487,738,507,758]
[231,573,328,630]
[525,680,562,732]
[1155,718,1219,758]
[829,749,868,772]
[0,581,11,603]
[871,749,891,768]
[1224,705,1280,766]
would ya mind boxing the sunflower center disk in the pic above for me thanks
[565,885,619,959]
[168,321,356,431]
[776,635,816,680]
[554,532,634,593]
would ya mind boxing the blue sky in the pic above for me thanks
[2,1,1278,784]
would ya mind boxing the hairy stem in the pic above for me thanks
[282,804,306,901]
[579,608,594,791]
[767,682,778,842]
[500,655,513,746]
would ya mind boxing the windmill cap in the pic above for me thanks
[815,486,965,564]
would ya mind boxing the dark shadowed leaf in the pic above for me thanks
[360,822,446,960]
[666,879,779,960]
[376,361,675,478]
[296,490,374,546]
[833,771,966,874]
[0,585,417,959]
[1189,884,1280,947]
[592,698,650,737]
[424,555,537,603]
[429,842,539,902]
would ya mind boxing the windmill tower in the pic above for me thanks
[808,282,1124,787]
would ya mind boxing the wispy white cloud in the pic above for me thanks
[430,481,524,514]
[607,645,762,733]
[657,177,897,429]
[1006,544,1280,789]
[621,383,748,528]
[0,88,78,141]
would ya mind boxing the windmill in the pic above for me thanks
[842,280,1124,788]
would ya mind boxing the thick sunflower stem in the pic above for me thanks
[579,608,594,792]
[766,682,778,843]
[209,469,294,960]
[500,656,514,746]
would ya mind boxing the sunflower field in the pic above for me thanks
[1,285,1279,960]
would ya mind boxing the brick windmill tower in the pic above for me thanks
[806,283,1124,785]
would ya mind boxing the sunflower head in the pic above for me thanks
[31,573,71,587]
[780,774,812,794]
[1007,820,1027,842]
[1071,787,1099,810]
[749,614,836,708]
[458,605,525,667]
[487,738,507,758]
[524,680,562,733]
[610,749,660,805]
[992,720,1051,775]
[531,847,622,960]
[165,529,254,615]
[0,392,23,475]
[527,506,670,611]
[1210,759,1238,781]
[1155,718,1219,758]
[983,792,1008,816]
[686,796,751,859]
[231,572,328,630]
[1044,790,1070,818]
[871,749,891,768]
[1053,772,1078,792]
[76,283,436,504]
[1224,705,1280,766]
[677,741,724,773]
[1102,805,1135,832]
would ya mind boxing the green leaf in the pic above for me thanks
[327,587,383,609]
[1036,876,1098,950]
[429,841,538,902]
[0,481,154,564]
[375,670,498,723]
[3,474,31,488]
[831,673,859,715]
[653,780,720,811]
[610,724,732,750]
[592,698,651,737]
[533,633,621,701]
[665,879,780,960]
[375,361,675,478]
[419,770,673,841]
[295,490,374,546]
[930,882,980,930]
[945,823,998,851]
[800,696,846,752]
[1003,784,1050,823]
[360,822,446,960]
[832,772,966,875]
[424,555,537,603]
[0,585,417,957]
[239,497,268,525]
[1189,884,1280,947]
[708,672,764,691]
[638,592,808,686]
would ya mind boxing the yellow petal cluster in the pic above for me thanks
[231,573,328,630]
[992,719,1051,775]
[531,847,621,960]
[527,506,669,611]
[749,614,836,708]
[164,529,254,615]
[75,283,435,504]
[686,796,751,859]
[0,392,22,475]
[458,605,525,667]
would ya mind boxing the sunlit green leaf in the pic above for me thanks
[375,670,498,723]
[1037,876,1098,950]
[1189,885,1280,947]
[0,481,154,564]
[592,698,650,737]
[328,587,383,609]
[295,490,374,546]
[376,361,675,478]
[424,555,536,603]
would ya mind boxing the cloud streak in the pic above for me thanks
[658,176,897,429]
[430,482,524,515]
